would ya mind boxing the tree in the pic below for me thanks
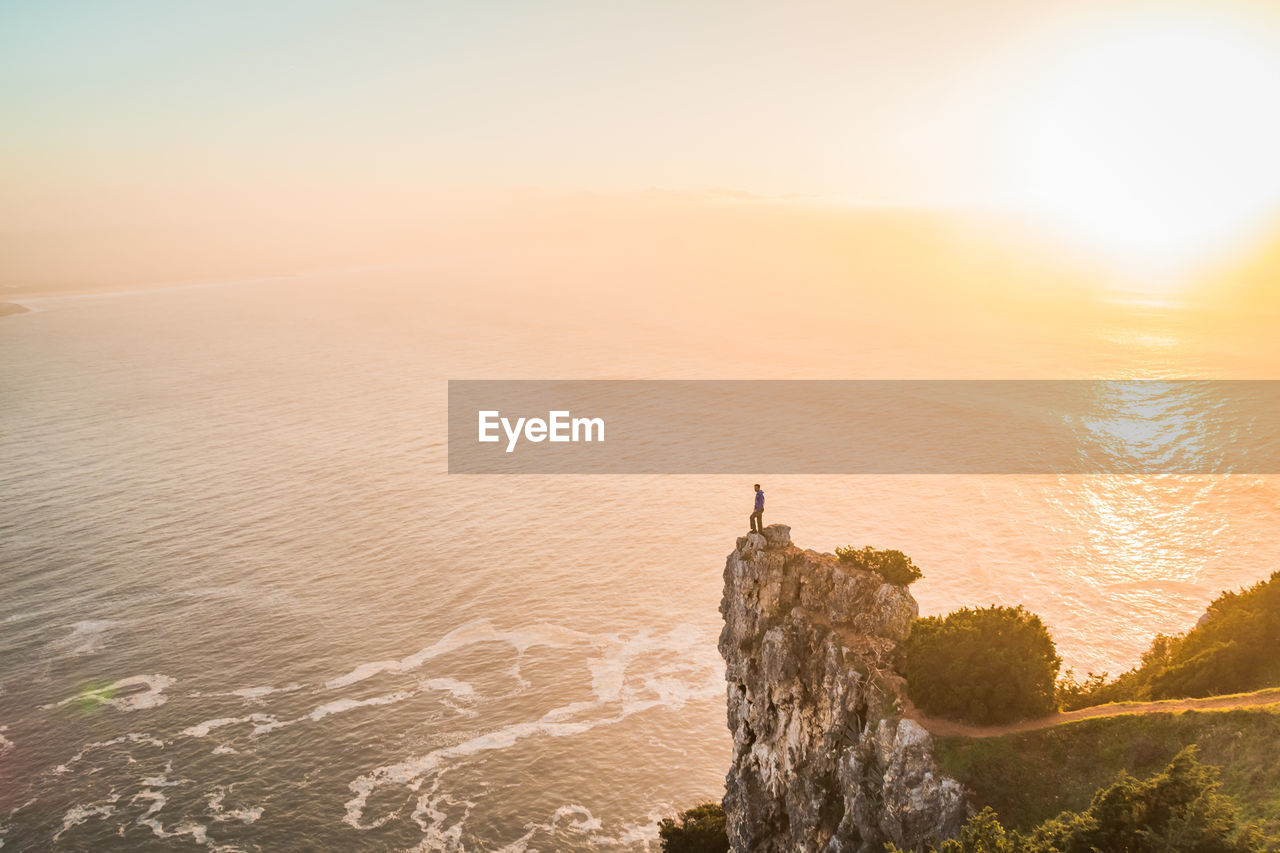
[658,802,729,853]
[898,605,1060,725]
[834,545,923,586]
[887,749,1265,853]
[1030,747,1264,853]
[1057,571,1280,708]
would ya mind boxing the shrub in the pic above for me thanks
[658,802,729,853]
[1028,747,1265,853]
[834,545,923,586]
[1055,668,1119,711]
[887,807,1028,853]
[898,605,1060,725]
[1058,571,1280,708]
[888,749,1266,852]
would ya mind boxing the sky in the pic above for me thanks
[0,1,1051,202]
[5,0,1280,282]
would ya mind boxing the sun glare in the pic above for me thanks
[1019,17,1280,281]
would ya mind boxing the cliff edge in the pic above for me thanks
[718,524,966,852]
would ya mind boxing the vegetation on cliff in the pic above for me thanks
[899,605,1061,725]
[891,747,1265,852]
[667,743,1273,853]
[835,545,923,586]
[658,803,729,853]
[936,705,1280,840]
[710,528,1280,850]
[1059,571,1280,710]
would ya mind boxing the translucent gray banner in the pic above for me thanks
[447,380,1280,474]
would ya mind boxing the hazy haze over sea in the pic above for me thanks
[3,247,1280,849]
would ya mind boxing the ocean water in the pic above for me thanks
[2,269,1279,850]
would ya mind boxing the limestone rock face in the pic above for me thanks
[719,524,966,852]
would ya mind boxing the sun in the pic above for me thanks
[1017,15,1280,282]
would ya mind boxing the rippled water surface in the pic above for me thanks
[2,271,1278,850]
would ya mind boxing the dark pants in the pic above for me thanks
[750,510,763,533]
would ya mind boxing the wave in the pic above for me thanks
[345,698,670,830]
[182,688,423,744]
[142,763,183,788]
[325,619,594,690]
[49,674,175,712]
[53,796,120,842]
[228,683,303,702]
[206,786,263,825]
[39,759,262,851]
[343,620,723,846]
[309,690,416,722]
[421,678,476,699]
[67,620,114,655]
[181,715,279,738]
[492,804,662,853]
[53,732,166,775]
[21,619,721,848]
[133,787,209,846]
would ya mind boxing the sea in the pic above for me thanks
[2,265,1278,850]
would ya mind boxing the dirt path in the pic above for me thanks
[909,687,1280,739]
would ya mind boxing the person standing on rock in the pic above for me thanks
[750,484,765,534]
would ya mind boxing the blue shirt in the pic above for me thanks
[754,490,765,512]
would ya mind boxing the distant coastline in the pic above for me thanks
[0,277,264,304]
[0,268,386,317]
[0,280,203,317]
[0,277,255,320]
[0,274,299,320]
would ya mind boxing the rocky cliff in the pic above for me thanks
[719,524,965,852]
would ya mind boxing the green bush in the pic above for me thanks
[1055,668,1124,711]
[1058,571,1280,708]
[658,802,728,853]
[898,605,1060,725]
[888,807,1026,853]
[889,748,1266,852]
[1030,747,1264,853]
[834,545,923,586]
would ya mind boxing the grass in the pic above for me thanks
[934,703,1280,839]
